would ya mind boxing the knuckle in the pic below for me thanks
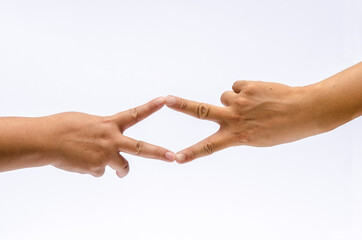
[147,101,154,110]
[242,83,255,95]
[135,140,144,155]
[129,108,138,121]
[202,142,214,155]
[100,138,113,151]
[100,116,114,127]
[185,148,195,160]
[102,123,114,135]
[92,167,105,177]
[101,125,116,141]
[196,103,210,119]
[154,147,163,158]
[233,80,245,89]
[220,92,228,101]
[232,81,240,89]
[238,80,248,85]
[180,99,187,110]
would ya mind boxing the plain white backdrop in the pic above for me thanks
[0,0,361,239]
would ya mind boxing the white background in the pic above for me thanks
[0,0,361,239]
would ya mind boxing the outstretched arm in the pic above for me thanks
[166,62,362,163]
[0,97,175,177]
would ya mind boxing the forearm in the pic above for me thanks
[304,62,362,134]
[0,117,49,172]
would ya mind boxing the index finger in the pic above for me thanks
[165,95,224,121]
[112,97,165,130]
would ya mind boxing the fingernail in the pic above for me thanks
[165,152,175,161]
[175,153,186,162]
[166,95,177,107]
[154,97,165,106]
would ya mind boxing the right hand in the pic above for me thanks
[166,81,313,163]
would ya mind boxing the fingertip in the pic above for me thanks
[166,95,177,107]
[153,97,166,107]
[165,151,176,162]
[175,153,187,163]
[116,162,130,178]
[116,170,129,178]
[116,171,123,178]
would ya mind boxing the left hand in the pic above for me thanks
[40,97,175,177]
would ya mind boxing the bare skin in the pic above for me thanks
[0,97,175,177]
[166,62,362,163]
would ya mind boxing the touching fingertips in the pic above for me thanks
[166,95,177,107]
[153,97,165,106]
[175,153,186,163]
[165,151,176,161]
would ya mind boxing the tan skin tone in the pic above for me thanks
[167,62,362,163]
[0,97,175,177]
[1,63,361,174]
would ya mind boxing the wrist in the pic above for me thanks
[298,82,345,134]
[289,84,323,136]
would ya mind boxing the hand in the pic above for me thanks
[166,81,315,163]
[40,97,175,177]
